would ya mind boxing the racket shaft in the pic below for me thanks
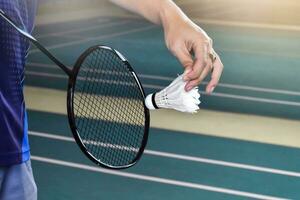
[0,9,72,76]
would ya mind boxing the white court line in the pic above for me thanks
[36,20,131,39]
[83,140,138,152]
[29,25,156,54]
[96,18,111,24]
[208,92,300,107]
[218,47,300,59]
[57,35,85,40]
[26,62,300,96]
[26,62,174,81]
[203,82,300,96]
[24,71,300,107]
[29,131,300,178]
[31,155,288,200]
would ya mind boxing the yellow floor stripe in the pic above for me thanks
[25,86,300,148]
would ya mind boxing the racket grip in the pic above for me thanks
[145,93,159,110]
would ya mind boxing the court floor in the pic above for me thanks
[25,3,300,200]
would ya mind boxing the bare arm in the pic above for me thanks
[110,0,187,25]
[110,0,223,93]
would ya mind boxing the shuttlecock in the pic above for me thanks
[145,74,201,113]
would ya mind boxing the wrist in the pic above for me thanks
[159,0,189,29]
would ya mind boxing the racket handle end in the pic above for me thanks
[145,93,158,110]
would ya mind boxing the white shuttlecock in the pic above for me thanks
[145,74,201,113]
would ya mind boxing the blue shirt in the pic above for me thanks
[0,0,37,166]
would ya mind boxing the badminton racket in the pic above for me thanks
[0,9,150,169]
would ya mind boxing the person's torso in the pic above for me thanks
[0,0,37,166]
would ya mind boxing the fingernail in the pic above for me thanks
[187,85,193,91]
[184,68,192,75]
[210,86,215,93]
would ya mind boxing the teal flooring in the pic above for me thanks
[29,110,300,199]
[24,14,300,200]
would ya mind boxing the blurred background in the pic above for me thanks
[26,0,300,199]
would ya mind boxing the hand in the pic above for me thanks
[163,17,224,93]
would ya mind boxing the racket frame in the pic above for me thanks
[67,45,150,169]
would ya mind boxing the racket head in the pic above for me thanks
[67,45,150,169]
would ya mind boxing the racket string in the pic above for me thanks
[73,48,146,166]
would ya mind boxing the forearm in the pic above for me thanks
[109,0,190,25]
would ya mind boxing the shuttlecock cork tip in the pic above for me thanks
[145,93,156,110]
[145,74,201,113]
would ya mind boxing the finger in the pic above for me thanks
[206,54,224,94]
[185,78,201,92]
[185,60,212,91]
[172,47,194,74]
[184,41,209,81]
[197,59,213,84]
